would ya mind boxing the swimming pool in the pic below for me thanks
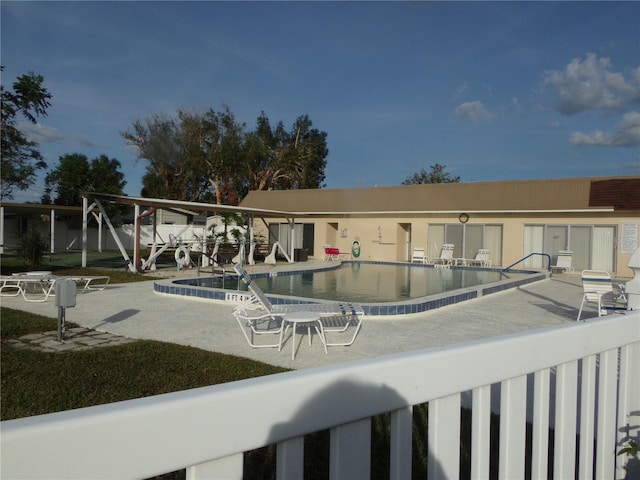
[154,262,546,316]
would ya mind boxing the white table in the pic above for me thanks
[279,311,328,360]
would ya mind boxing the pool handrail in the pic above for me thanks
[503,253,551,272]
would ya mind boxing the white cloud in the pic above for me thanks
[454,100,494,123]
[570,111,640,147]
[543,53,640,115]
[16,122,64,143]
[452,82,471,101]
[72,134,96,147]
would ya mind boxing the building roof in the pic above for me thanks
[239,176,640,215]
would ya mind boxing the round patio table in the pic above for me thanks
[279,311,328,360]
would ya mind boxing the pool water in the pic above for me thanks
[179,262,529,303]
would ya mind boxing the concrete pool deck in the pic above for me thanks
[1,261,626,370]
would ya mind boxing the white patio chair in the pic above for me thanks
[233,264,364,347]
[551,250,574,274]
[410,247,426,264]
[576,270,616,321]
[427,244,455,266]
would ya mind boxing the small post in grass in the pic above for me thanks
[55,279,77,341]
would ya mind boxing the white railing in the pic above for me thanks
[2,313,639,479]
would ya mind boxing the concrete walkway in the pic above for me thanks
[1,265,606,370]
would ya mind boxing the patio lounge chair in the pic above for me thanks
[551,250,574,274]
[232,264,364,347]
[67,276,111,292]
[427,244,455,266]
[0,272,57,303]
[458,249,492,267]
[410,247,426,264]
[576,270,616,321]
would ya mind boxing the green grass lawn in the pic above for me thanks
[0,307,288,420]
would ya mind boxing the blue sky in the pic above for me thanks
[2,1,639,202]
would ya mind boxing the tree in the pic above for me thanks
[1,68,52,199]
[402,163,460,184]
[244,112,327,193]
[42,154,127,217]
[123,107,328,205]
[123,107,246,204]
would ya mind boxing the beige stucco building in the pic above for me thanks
[240,176,640,278]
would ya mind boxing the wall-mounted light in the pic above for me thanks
[459,213,469,224]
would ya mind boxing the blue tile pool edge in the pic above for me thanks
[153,263,547,317]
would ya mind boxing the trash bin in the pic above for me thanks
[294,248,308,262]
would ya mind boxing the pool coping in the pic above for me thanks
[154,261,548,316]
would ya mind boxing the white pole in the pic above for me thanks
[50,208,55,253]
[82,197,88,267]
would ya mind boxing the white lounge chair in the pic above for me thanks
[427,244,455,266]
[233,264,364,347]
[458,249,492,267]
[410,247,426,264]
[576,270,616,321]
[68,276,111,292]
[0,272,57,303]
[551,250,574,274]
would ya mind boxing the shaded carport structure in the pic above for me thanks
[82,193,305,273]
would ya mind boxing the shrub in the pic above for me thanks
[17,227,48,269]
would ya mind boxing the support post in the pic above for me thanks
[50,208,55,253]
[82,197,88,267]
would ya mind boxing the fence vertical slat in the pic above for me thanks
[553,360,578,479]
[616,342,640,479]
[390,406,413,480]
[186,453,243,480]
[578,355,597,479]
[595,349,618,479]
[330,418,371,479]
[498,375,527,480]
[531,368,550,479]
[277,437,304,480]
[428,394,461,479]
[471,385,491,479]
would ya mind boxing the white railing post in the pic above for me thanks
[390,406,413,480]
[428,394,461,479]
[554,360,579,479]
[277,437,304,479]
[578,354,597,479]
[472,385,491,478]
[330,419,371,479]
[596,348,619,478]
[616,341,640,479]
[531,368,551,479]
[498,375,527,479]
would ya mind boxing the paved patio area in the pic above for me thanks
[0,263,620,369]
